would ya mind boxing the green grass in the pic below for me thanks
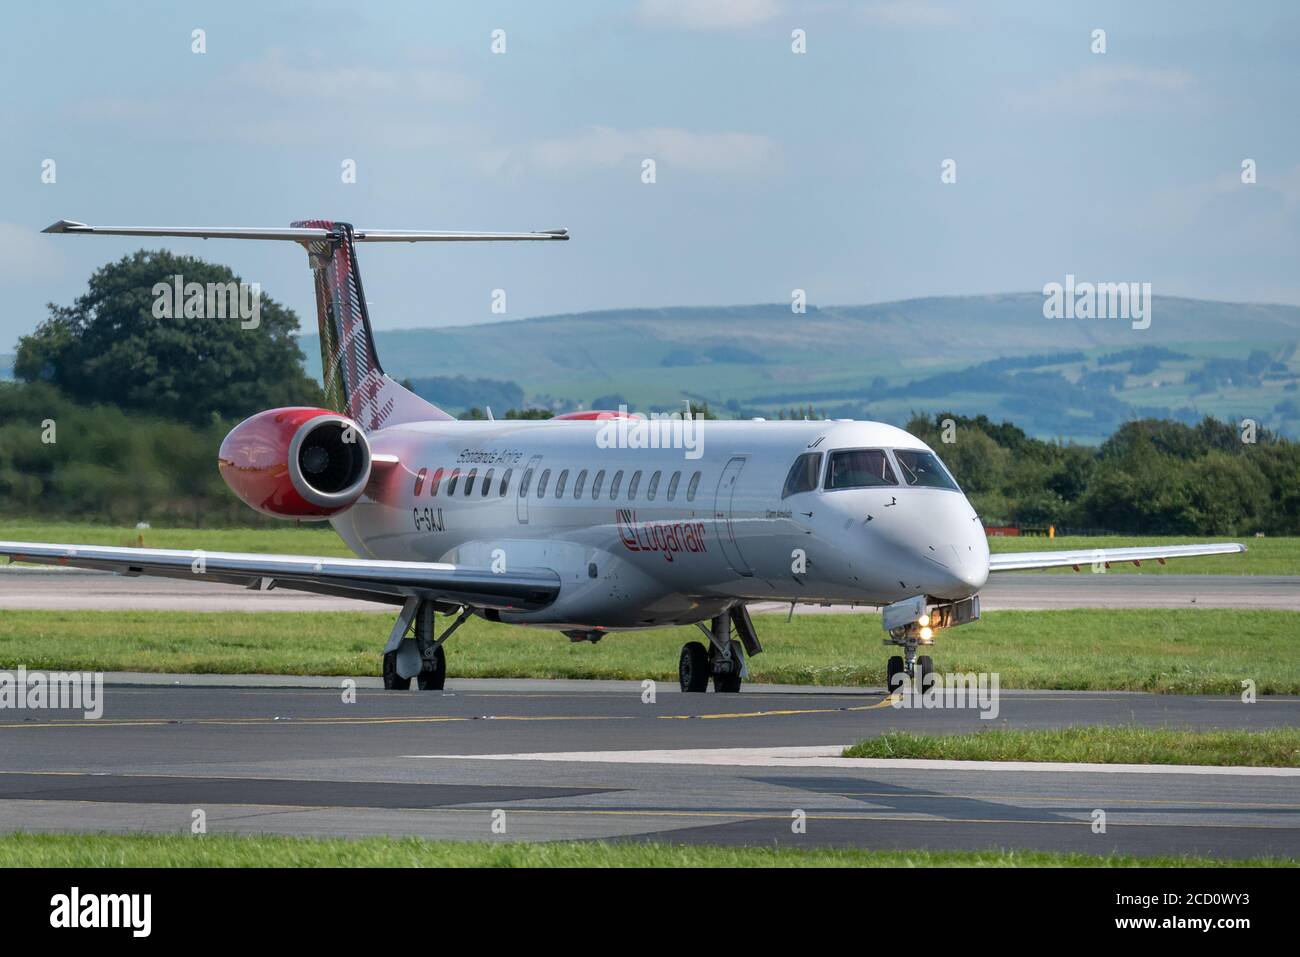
[843,727,1300,767]
[0,608,1295,694]
[0,833,1289,867]
[0,520,351,557]
[987,535,1290,575]
[1,523,1291,573]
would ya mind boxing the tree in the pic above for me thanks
[16,251,323,425]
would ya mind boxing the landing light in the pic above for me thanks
[919,626,933,640]
[917,614,930,627]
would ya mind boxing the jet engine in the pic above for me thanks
[218,407,372,519]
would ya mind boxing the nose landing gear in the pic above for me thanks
[881,594,980,692]
[884,631,936,692]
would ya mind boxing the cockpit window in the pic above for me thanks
[781,452,822,498]
[892,449,960,491]
[825,449,897,489]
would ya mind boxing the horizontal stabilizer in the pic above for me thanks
[43,220,568,242]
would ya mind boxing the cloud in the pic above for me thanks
[482,126,782,178]
[860,1,960,28]
[1007,66,1193,113]
[70,51,477,150]
[636,0,783,31]
[232,50,476,105]
[0,224,64,282]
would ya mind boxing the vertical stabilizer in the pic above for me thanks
[293,220,453,430]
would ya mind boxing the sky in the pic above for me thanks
[1,0,1298,350]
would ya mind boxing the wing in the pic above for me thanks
[988,541,1246,573]
[0,541,559,611]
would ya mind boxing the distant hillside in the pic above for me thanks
[300,294,1300,443]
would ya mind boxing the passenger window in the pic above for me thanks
[481,468,494,497]
[429,467,444,496]
[555,469,569,498]
[592,470,605,499]
[574,469,587,499]
[646,471,661,501]
[628,471,642,500]
[499,468,512,497]
[446,468,460,496]
[519,468,533,497]
[464,468,477,495]
[609,470,623,499]
[414,468,427,496]
[782,452,823,498]
[667,471,681,501]
[686,471,701,501]
[825,449,897,490]
[536,469,550,497]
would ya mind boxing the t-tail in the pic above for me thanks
[42,217,569,431]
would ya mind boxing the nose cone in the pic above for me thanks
[911,495,989,599]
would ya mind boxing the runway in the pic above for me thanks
[2,568,1297,611]
[2,676,1297,860]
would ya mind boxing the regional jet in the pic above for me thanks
[0,220,1245,691]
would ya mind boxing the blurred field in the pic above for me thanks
[0,608,1295,694]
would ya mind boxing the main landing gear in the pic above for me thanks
[382,599,469,690]
[678,606,763,693]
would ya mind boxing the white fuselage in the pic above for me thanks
[331,418,990,630]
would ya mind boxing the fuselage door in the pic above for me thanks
[516,455,542,524]
[713,455,754,577]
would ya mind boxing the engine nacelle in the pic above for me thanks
[218,407,371,519]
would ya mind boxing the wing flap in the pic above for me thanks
[988,542,1246,573]
[0,541,559,611]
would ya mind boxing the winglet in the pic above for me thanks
[43,219,88,234]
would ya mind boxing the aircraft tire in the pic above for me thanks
[417,646,446,690]
[679,641,711,692]
[916,655,935,688]
[383,650,412,690]
[886,655,906,693]
[713,670,742,693]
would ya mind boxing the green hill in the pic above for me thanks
[301,294,1300,443]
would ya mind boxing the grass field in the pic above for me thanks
[0,520,352,557]
[0,833,1290,867]
[0,608,1295,693]
[843,727,1300,767]
[0,522,1293,574]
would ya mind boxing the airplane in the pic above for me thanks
[0,218,1246,693]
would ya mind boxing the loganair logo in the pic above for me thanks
[616,509,707,562]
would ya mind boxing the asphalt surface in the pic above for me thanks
[1,568,1297,611]
[1,676,1297,859]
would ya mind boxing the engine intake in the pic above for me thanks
[219,407,371,519]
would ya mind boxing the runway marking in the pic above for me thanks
[411,745,1300,776]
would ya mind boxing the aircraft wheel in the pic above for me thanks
[916,655,935,686]
[713,669,742,693]
[382,650,411,690]
[417,646,446,690]
[886,655,906,693]
[679,641,711,692]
